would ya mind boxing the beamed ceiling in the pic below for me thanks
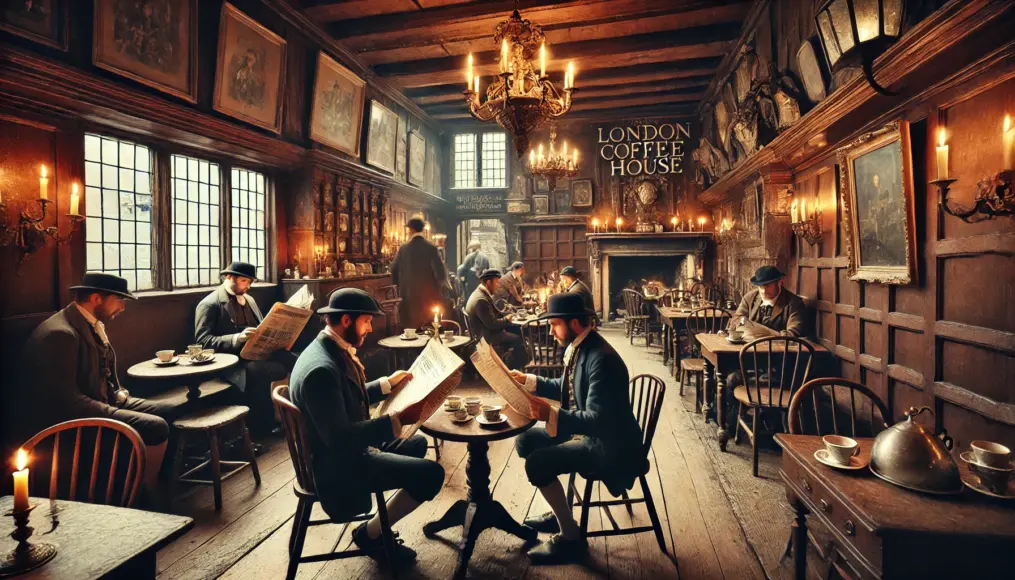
[300,0,750,125]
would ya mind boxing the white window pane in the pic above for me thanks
[103,243,119,268]
[198,225,209,245]
[102,189,119,216]
[85,187,101,217]
[137,270,152,290]
[119,168,134,191]
[102,218,119,242]
[137,223,151,244]
[199,270,210,285]
[136,195,152,222]
[85,135,101,162]
[119,143,135,170]
[187,224,197,242]
[187,201,198,224]
[199,182,209,204]
[85,162,101,187]
[188,158,198,179]
[121,245,136,269]
[210,167,219,186]
[119,193,135,220]
[102,164,118,188]
[120,221,135,243]
[137,245,151,269]
[199,160,210,183]
[87,243,102,269]
[86,217,101,242]
[135,171,150,194]
[199,246,210,267]
[101,138,118,164]
[174,245,186,266]
[174,155,187,176]
[187,181,198,201]
[136,146,150,170]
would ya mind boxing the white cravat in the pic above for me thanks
[74,303,110,345]
[761,287,781,308]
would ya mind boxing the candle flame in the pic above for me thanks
[698,217,706,225]
[73,182,80,194]
[592,218,599,226]
[670,216,677,224]
[15,448,27,471]
[938,127,946,148]
[40,165,47,178]
[1006,115,1012,132]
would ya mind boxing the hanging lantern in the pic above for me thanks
[814,0,904,96]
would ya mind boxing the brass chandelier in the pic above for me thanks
[464,9,576,158]
[528,126,579,191]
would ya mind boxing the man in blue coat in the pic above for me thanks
[288,288,444,567]
[509,293,646,564]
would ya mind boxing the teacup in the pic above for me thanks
[481,405,503,422]
[970,440,1012,469]
[444,330,455,341]
[967,460,1014,495]
[446,396,463,411]
[402,328,417,339]
[453,408,469,421]
[156,350,175,363]
[729,329,744,341]
[187,344,203,357]
[465,397,482,415]
[822,435,860,465]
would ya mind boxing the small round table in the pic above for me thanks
[421,382,538,579]
[377,334,471,369]
[127,353,240,401]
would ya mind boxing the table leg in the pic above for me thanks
[791,495,808,580]
[715,370,729,452]
[186,381,202,401]
[701,359,715,420]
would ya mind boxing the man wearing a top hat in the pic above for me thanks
[195,261,295,436]
[17,272,175,489]
[466,269,530,369]
[289,288,444,567]
[559,266,595,314]
[390,217,449,329]
[494,261,527,307]
[507,293,646,564]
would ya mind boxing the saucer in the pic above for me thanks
[444,405,464,413]
[450,415,473,424]
[400,335,420,341]
[814,449,867,470]
[185,355,216,365]
[961,473,1015,499]
[476,414,507,426]
[725,336,746,345]
[152,356,180,366]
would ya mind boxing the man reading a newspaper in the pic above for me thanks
[466,269,530,369]
[289,288,444,567]
[195,261,296,437]
[508,293,646,565]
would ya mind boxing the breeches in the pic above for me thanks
[514,426,605,488]
[241,351,296,433]
[112,397,175,446]
[363,434,445,504]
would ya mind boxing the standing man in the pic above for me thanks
[18,272,174,490]
[195,261,295,437]
[391,217,448,329]
[456,240,489,300]
[466,269,530,369]
[495,261,527,307]
[508,293,646,564]
[559,266,595,314]
[288,288,444,567]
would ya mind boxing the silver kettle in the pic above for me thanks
[869,406,962,494]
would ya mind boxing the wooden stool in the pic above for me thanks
[172,405,261,510]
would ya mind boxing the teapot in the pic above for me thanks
[870,406,961,494]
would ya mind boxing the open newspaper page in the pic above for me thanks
[376,338,465,437]
[470,338,537,418]
[240,285,315,361]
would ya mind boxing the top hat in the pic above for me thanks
[69,272,137,300]
[317,288,384,316]
[479,268,502,281]
[220,261,258,280]
[510,261,525,270]
[539,292,596,320]
[750,265,786,286]
[559,266,578,277]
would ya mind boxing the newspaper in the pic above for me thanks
[240,285,315,361]
[470,338,537,419]
[376,338,466,437]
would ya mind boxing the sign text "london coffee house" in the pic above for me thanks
[598,123,691,176]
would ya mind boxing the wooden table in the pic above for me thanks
[775,435,1015,579]
[507,314,543,326]
[420,382,538,579]
[655,307,694,370]
[0,496,192,579]
[695,334,827,451]
[127,353,239,401]
[377,334,471,369]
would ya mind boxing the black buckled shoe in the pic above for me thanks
[352,523,417,567]
[523,511,560,533]
[527,533,588,565]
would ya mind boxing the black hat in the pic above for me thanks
[538,292,596,320]
[221,261,258,280]
[510,261,525,270]
[69,272,137,300]
[479,268,502,281]
[750,265,786,286]
[317,287,384,316]
[560,266,578,277]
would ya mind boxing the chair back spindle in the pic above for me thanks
[739,336,815,408]
[628,374,666,453]
[521,319,563,378]
[788,378,891,438]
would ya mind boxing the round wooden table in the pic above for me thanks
[420,382,538,579]
[127,353,239,401]
[377,334,470,369]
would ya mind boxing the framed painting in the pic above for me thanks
[838,120,917,285]
[93,0,196,101]
[365,100,398,174]
[554,190,571,213]
[535,175,550,193]
[394,115,407,182]
[571,178,593,207]
[213,2,286,133]
[2,0,67,50]
[533,194,549,215]
[408,130,426,187]
[309,51,365,156]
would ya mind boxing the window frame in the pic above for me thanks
[450,130,509,190]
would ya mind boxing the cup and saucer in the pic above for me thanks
[450,408,473,424]
[153,350,179,366]
[476,405,507,427]
[400,329,419,341]
[959,440,1015,499]
[444,396,463,413]
[814,435,867,470]
[185,348,216,365]
[725,330,747,345]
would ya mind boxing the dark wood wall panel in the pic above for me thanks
[519,224,589,279]
[940,341,1015,404]
[891,328,925,372]
[940,254,1015,331]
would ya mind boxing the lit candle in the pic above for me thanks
[13,448,29,512]
[616,217,623,231]
[687,219,691,231]
[935,127,949,180]
[529,149,535,167]
[501,40,508,74]
[467,53,473,89]
[791,200,798,223]
[1003,115,1015,171]
[801,198,807,221]
[433,306,440,326]
[573,149,578,166]
[670,216,677,231]
[474,75,480,97]
[540,42,546,77]
[39,164,48,200]
[592,217,599,233]
[69,182,80,216]
[566,61,574,89]
[563,141,568,157]
[698,217,706,231]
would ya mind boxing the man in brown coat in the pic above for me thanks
[494,262,527,307]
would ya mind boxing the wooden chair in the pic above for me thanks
[565,374,670,558]
[734,336,816,477]
[680,307,731,412]
[702,284,723,305]
[379,298,402,336]
[621,289,652,345]
[437,320,462,335]
[171,405,260,510]
[520,319,563,378]
[272,385,399,580]
[19,418,146,508]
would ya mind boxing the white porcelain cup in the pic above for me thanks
[481,405,503,421]
[465,397,482,415]
[453,409,469,421]
[970,440,1012,469]
[823,435,860,465]
[156,350,175,363]
[446,396,463,410]
[729,329,744,341]
[403,328,417,339]
[187,344,203,357]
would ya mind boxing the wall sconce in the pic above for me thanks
[815,0,904,96]
[931,117,1015,222]
[715,218,742,246]
[0,167,84,268]
[790,196,823,245]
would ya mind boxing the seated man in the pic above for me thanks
[466,269,530,369]
[494,261,527,307]
[721,265,809,440]
[559,266,595,314]
[289,289,443,567]
[509,293,646,564]
[195,261,295,436]
[19,272,174,489]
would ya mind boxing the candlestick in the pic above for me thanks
[936,127,949,180]
[801,198,807,221]
[615,217,622,232]
[1003,115,1015,171]
[13,449,28,512]
[791,200,798,223]
[670,216,677,231]
[698,217,706,231]
[687,219,691,231]
[69,183,80,216]
[501,40,508,74]
[473,75,480,97]
[39,165,48,201]
[540,42,546,77]
[591,218,599,233]
[573,149,578,165]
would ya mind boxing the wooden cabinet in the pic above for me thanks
[518,222,589,280]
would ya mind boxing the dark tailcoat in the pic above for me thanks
[567,279,596,313]
[194,286,266,391]
[734,288,809,337]
[391,236,448,328]
[532,331,645,495]
[288,334,396,519]
[464,286,512,345]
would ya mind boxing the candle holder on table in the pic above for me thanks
[931,170,1014,223]
[0,503,58,576]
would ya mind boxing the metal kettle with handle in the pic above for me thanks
[869,406,962,494]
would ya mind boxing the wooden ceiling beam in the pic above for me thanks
[570,92,703,112]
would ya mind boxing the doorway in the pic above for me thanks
[457,219,509,271]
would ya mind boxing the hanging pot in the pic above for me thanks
[869,406,962,495]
